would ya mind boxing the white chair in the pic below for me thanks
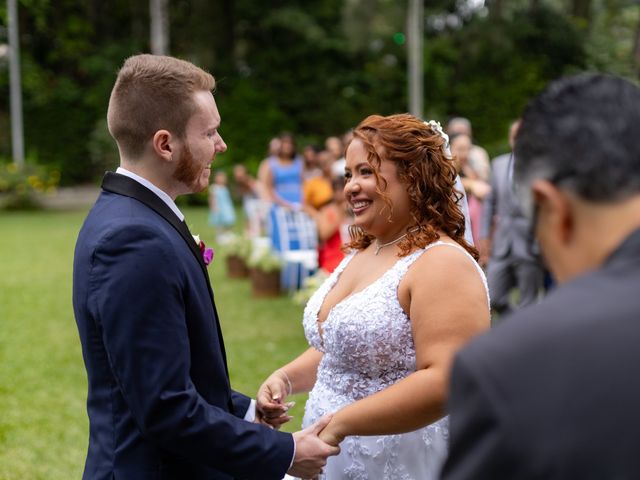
[270,206,318,292]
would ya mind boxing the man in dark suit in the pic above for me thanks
[479,120,543,316]
[72,54,338,480]
[441,73,640,479]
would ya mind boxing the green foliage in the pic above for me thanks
[217,78,294,172]
[87,118,120,177]
[425,3,587,157]
[291,269,329,305]
[0,160,60,210]
[0,0,637,185]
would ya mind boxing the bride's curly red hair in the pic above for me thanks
[346,113,478,260]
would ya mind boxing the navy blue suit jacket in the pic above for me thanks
[73,172,293,479]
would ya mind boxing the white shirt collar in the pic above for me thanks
[115,167,185,221]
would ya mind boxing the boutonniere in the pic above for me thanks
[192,234,214,266]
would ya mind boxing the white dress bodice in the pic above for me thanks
[301,241,488,479]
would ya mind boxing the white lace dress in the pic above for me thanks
[300,241,489,480]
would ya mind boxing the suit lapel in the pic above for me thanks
[102,172,206,269]
[101,172,232,387]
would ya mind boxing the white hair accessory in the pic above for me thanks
[425,120,452,159]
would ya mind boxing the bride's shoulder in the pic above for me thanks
[408,240,481,283]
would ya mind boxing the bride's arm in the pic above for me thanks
[319,247,490,444]
[257,347,324,425]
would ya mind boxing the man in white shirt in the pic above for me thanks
[72,54,337,480]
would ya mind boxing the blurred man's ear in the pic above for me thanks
[531,180,574,246]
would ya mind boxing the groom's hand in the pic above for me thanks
[318,423,344,448]
[288,415,340,479]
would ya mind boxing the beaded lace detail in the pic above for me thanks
[301,241,488,479]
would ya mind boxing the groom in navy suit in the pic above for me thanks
[72,54,337,480]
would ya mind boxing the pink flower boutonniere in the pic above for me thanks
[192,234,215,266]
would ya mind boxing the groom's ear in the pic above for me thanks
[152,130,174,163]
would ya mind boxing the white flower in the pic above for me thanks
[192,234,201,245]
[425,119,452,159]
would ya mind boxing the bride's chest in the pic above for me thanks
[304,277,416,365]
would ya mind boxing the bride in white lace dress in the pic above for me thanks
[258,114,490,479]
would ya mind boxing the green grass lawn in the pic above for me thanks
[0,207,309,480]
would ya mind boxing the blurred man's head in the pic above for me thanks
[233,164,248,179]
[447,117,473,137]
[514,73,640,283]
[325,136,344,159]
[303,144,321,169]
[316,150,337,178]
[450,133,472,172]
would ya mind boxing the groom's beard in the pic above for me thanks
[173,144,204,192]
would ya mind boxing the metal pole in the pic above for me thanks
[150,0,169,55]
[407,0,424,118]
[7,0,25,168]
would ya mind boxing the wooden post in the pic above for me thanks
[150,0,170,55]
[7,0,25,168]
[407,0,424,118]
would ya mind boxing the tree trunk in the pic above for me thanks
[489,0,503,20]
[221,0,235,63]
[633,11,640,78]
[571,0,592,20]
[570,0,592,30]
[150,0,169,55]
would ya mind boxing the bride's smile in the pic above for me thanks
[344,138,413,243]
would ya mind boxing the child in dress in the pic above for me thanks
[208,171,236,243]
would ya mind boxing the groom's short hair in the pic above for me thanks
[107,54,215,158]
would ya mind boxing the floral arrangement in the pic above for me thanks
[291,269,328,305]
[247,247,283,273]
[192,234,214,266]
[223,233,253,260]
[0,161,60,210]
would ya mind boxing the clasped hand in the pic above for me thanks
[256,372,344,479]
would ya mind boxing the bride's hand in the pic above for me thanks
[256,370,295,429]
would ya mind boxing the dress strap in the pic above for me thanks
[422,241,490,306]
[330,250,356,278]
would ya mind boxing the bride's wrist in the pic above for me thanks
[275,369,293,396]
[321,416,346,445]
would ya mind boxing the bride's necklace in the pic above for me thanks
[374,230,411,255]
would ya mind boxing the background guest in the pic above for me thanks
[450,132,491,245]
[208,170,236,243]
[303,151,349,273]
[447,117,491,182]
[479,120,544,316]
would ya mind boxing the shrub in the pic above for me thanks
[0,160,60,210]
